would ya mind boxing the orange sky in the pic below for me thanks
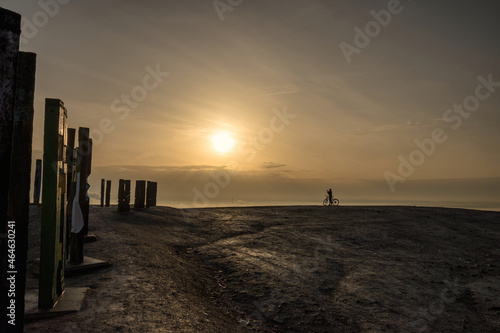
[4,0,500,208]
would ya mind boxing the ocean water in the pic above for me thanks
[159,199,500,212]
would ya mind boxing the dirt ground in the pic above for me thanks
[24,205,500,332]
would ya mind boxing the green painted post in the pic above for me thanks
[0,8,21,332]
[39,99,67,309]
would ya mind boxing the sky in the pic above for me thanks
[3,0,500,208]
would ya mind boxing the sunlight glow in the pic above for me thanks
[211,131,236,154]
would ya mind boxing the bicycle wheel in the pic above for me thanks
[323,198,329,206]
[332,199,339,206]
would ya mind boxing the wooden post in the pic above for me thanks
[105,180,111,207]
[146,181,157,208]
[70,127,89,264]
[34,159,42,204]
[0,7,20,223]
[65,128,76,262]
[66,129,76,197]
[117,179,124,212]
[152,182,157,207]
[134,180,146,209]
[0,9,20,331]
[5,51,36,333]
[124,180,131,211]
[39,99,67,309]
[84,138,92,235]
[100,179,105,207]
[118,180,130,212]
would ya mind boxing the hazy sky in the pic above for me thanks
[4,0,500,207]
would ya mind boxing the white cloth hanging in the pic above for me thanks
[71,172,84,233]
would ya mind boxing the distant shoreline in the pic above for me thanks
[87,203,500,213]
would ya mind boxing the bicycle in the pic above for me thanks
[323,195,339,206]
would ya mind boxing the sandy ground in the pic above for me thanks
[24,205,500,332]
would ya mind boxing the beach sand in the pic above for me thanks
[25,205,500,332]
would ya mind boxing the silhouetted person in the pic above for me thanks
[327,188,333,204]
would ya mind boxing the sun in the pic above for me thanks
[211,131,236,154]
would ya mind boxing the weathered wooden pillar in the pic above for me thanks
[146,181,151,208]
[117,179,124,212]
[118,179,130,212]
[146,181,158,208]
[105,180,111,207]
[5,51,36,333]
[153,182,157,207]
[70,127,89,264]
[65,128,76,262]
[66,129,76,197]
[134,180,146,209]
[84,138,92,235]
[0,9,20,331]
[33,159,42,204]
[100,179,105,207]
[39,99,67,309]
[124,180,131,211]
[0,7,20,224]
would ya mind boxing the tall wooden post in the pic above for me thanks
[83,138,92,235]
[70,128,89,264]
[0,7,20,224]
[118,180,131,212]
[146,181,157,208]
[105,180,111,207]
[124,180,131,211]
[153,182,157,207]
[134,180,146,209]
[118,179,124,212]
[100,179,105,207]
[65,128,76,262]
[5,52,36,333]
[33,159,42,204]
[39,99,67,309]
[66,129,75,197]
[0,9,21,332]
[146,182,151,208]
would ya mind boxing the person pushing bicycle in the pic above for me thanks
[327,188,333,204]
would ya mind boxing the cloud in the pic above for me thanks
[259,85,299,97]
[261,162,287,169]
